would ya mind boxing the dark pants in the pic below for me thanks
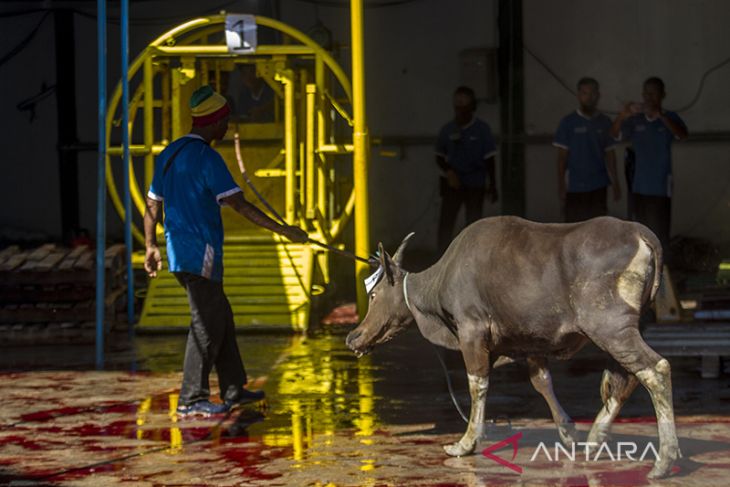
[565,187,607,223]
[633,194,671,255]
[438,179,485,253]
[174,272,247,405]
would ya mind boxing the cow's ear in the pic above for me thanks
[392,232,415,267]
[377,242,386,267]
[378,243,395,286]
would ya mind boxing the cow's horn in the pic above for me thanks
[392,232,415,266]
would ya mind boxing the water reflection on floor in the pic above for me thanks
[0,327,729,485]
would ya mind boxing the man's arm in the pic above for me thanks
[144,197,163,277]
[659,113,688,140]
[556,147,568,203]
[221,191,308,242]
[610,103,633,140]
[437,155,460,190]
[605,149,621,201]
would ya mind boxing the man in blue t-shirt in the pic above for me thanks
[435,86,498,253]
[554,77,620,222]
[611,77,688,252]
[144,85,307,417]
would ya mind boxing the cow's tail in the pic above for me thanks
[640,231,663,305]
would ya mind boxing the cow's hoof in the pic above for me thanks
[558,428,578,449]
[647,448,680,479]
[443,440,475,457]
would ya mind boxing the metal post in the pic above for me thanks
[497,0,525,216]
[95,0,107,370]
[54,10,79,241]
[121,0,135,333]
[350,0,371,319]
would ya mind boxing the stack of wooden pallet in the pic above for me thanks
[0,244,127,345]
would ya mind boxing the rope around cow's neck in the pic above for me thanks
[403,272,412,313]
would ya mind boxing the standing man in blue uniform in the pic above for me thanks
[144,85,308,416]
[611,77,688,253]
[435,86,498,253]
[554,77,620,222]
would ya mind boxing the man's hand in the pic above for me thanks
[144,245,162,278]
[281,225,308,243]
[446,169,461,190]
[644,105,661,119]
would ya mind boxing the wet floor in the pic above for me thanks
[0,326,729,486]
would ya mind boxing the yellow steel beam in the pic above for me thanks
[152,45,316,56]
[351,0,371,319]
[108,144,166,156]
[276,68,297,223]
[105,14,357,246]
[305,84,316,219]
[319,144,354,154]
[143,57,154,190]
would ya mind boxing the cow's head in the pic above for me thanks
[346,233,415,357]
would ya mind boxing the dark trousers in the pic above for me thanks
[438,180,485,253]
[633,194,671,255]
[174,272,247,405]
[565,187,607,223]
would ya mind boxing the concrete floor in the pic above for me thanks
[0,326,729,486]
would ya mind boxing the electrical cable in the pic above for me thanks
[523,44,730,114]
[232,133,375,265]
[0,2,238,26]
[0,11,50,70]
[432,344,469,424]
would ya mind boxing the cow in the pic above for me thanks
[346,216,681,479]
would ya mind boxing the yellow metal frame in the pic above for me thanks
[104,15,360,248]
[109,14,371,329]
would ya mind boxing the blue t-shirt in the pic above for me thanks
[148,134,242,281]
[435,117,497,188]
[619,111,687,197]
[553,110,615,193]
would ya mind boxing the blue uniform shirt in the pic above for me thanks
[435,117,497,188]
[148,134,242,281]
[619,111,687,197]
[553,110,615,193]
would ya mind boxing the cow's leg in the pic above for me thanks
[590,325,681,479]
[443,330,489,457]
[527,357,577,448]
[587,368,639,445]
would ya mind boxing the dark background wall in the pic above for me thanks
[1,0,729,254]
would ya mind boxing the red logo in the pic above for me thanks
[481,431,523,473]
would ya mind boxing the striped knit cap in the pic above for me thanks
[190,85,230,127]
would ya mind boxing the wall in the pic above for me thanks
[523,0,730,247]
[1,0,729,256]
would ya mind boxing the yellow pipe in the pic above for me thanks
[108,144,166,156]
[277,69,296,223]
[104,14,355,245]
[351,0,371,319]
[298,70,308,220]
[305,84,316,219]
[171,68,182,140]
[161,66,170,143]
[329,191,356,240]
[319,144,354,153]
[143,57,154,190]
[152,45,316,56]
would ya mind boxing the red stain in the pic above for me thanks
[18,391,175,423]
[592,467,652,486]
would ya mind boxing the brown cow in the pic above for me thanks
[346,216,680,479]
